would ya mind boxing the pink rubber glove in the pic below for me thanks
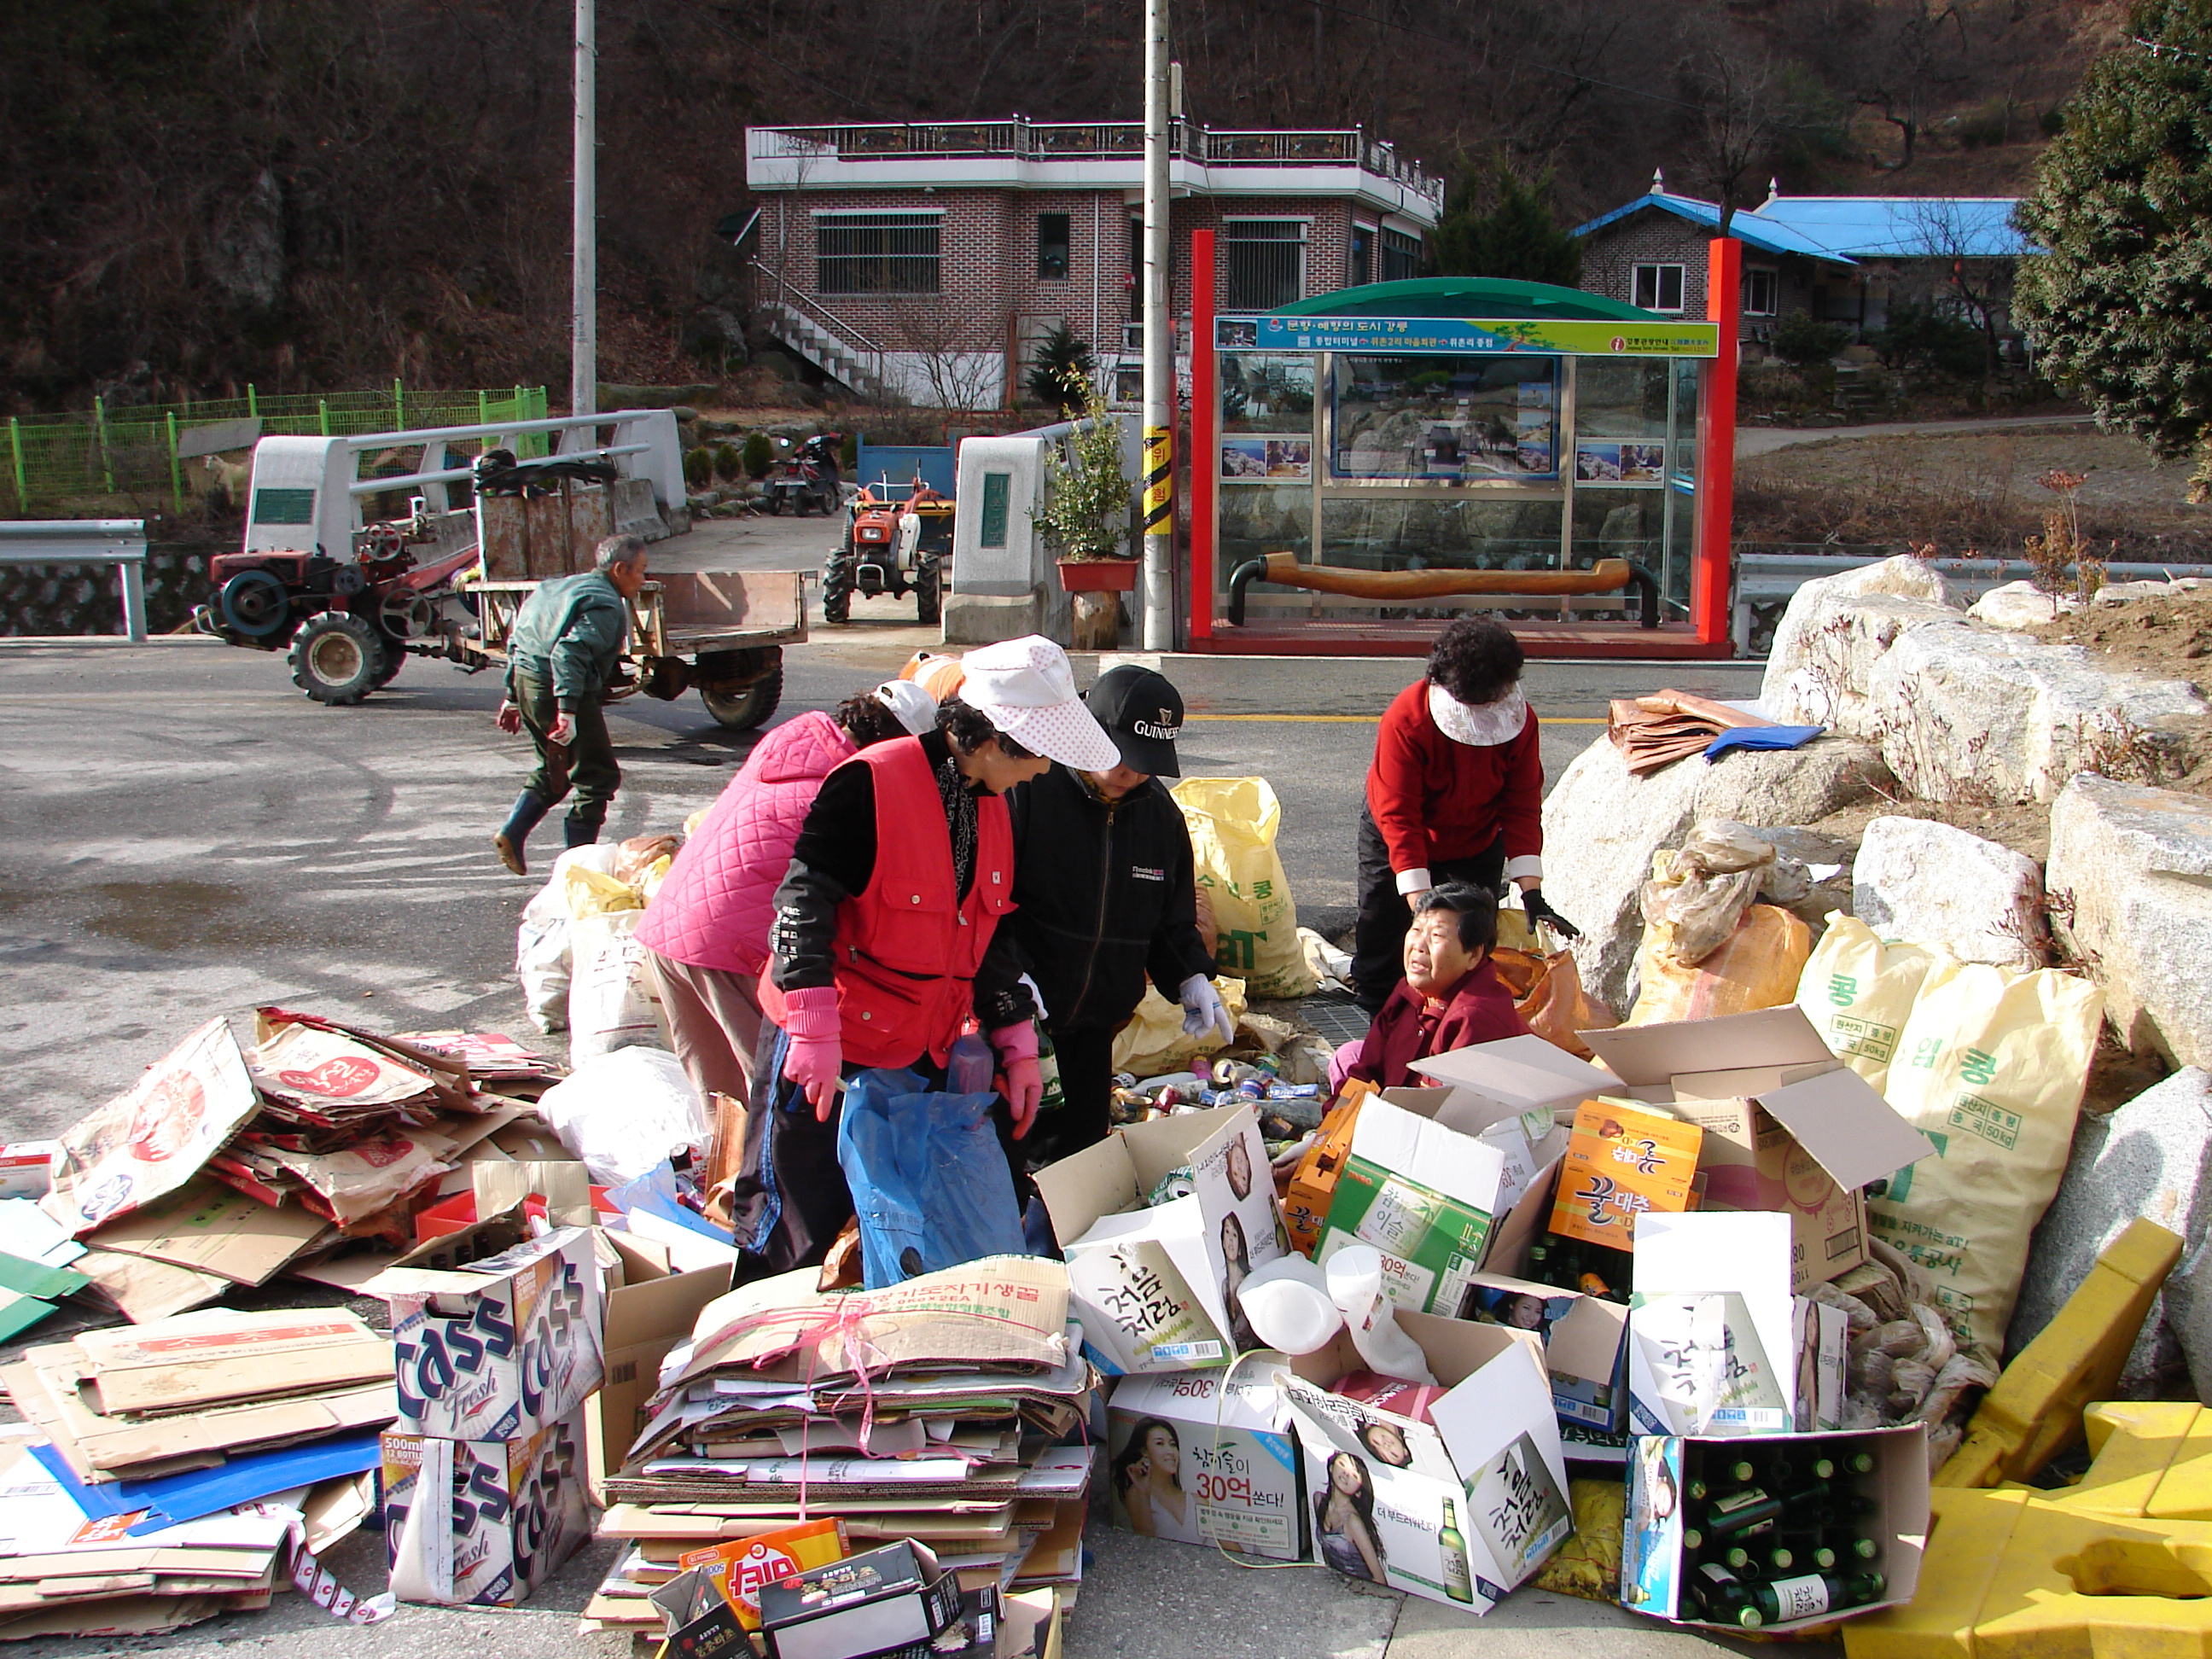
[781,986,844,1121]
[989,1021,1043,1139]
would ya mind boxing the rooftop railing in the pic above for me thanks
[749,119,1444,206]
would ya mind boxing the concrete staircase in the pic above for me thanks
[755,297,888,403]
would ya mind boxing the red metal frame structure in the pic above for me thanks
[1184,251,1738,658]
[1189,229,1218,645]
[1693,237,1741,647]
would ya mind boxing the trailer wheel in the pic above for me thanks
[700,661,783,731]
[915,556,942,627]
[288,611,386,706]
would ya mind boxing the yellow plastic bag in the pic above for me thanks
[1111,977,1249,1077]
[562,863,645,919]
[1531,1478,1625,1603]
[1627,904,1810,1026]
[1171,777,1318,999]
[1871,958,2104,1358]
[1794,913,1936,1092]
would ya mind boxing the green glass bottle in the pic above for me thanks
[1756,1543,1796,1575]
[1773,1531,1838,1571]
[1703,1487,1782,1536]
[1438,1497,1476,1604]
[1834,1534,1881,1563]
[1842,1450,1877,1476]
[1690,1562,1757,1624]
[1747,1570,1888,1624]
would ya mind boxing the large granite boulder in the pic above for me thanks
[1852,817,2046,969]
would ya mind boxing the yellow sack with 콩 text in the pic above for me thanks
[1870,958,2103,1359]
[1794,913,1936,1093]
[1172,777,1318,999]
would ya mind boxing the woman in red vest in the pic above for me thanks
[732,636,1121,1274]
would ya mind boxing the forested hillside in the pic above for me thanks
[0,0,2118,411]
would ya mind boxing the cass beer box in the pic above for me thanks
[381,1225,603,1441]
[1105,1367,1305,1562]
[382,1408,590,1608]
[1278,1313,1573,1615]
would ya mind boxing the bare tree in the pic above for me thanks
[1678,45,1784,235]
[882,296,1011,411]
[1850,0,1972,171]
[1901,196,2014,375]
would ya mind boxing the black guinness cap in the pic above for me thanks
[1084,665,1185,777]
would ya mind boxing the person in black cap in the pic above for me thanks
[1004,664,1227,1162]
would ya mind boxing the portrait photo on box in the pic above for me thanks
[1190,1112,1286,1353]
[1104,1369,1306,1562]
[1280,1376,1479,1598]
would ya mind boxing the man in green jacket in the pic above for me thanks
[492,534,648,874]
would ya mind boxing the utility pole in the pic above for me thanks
[572,0,597,418]
[1138,0,1173,649]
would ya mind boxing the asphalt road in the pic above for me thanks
[0,601,1773,1659]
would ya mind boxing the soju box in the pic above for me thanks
[1314,1093,1510,1316]
[1582,1007,1935,1291]
[1462,1269,1630,1434]
[1546,1100,1703,1252]
[1105,1368,1305,1562]
[1278,1312,1573,1615]
[1620,1423,1929,1633]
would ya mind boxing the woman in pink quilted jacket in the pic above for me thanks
[638,682,937,1108]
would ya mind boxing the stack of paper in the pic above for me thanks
[1606,690,1775,775]
[581,1255,1097,1636]
[0,1307,395,1487]
[35,1010,550,1321]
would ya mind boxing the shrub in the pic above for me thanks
[1025,323,1098,416]
[741,432,774,478]
[1770,311,1850,368]
[684,446,713,488]
[713,443,741,479]
[1869,304,1988,381]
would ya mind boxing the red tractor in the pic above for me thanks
[824,480,954,626]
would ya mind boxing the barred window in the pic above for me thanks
[1379,227,1423,284]
[1223,219,1307,311]
[816,212,941,294]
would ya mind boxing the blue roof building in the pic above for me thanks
[1569,173,2030,350]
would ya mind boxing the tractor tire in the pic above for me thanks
[767,493,786,515]
[823,544,856,626]
[372,645,405,689]
[700,661,783,731]
[916,556,942,627]
[288,611,386,706]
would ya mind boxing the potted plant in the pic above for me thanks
[1032,370,1138,594]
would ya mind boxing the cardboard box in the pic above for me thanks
[1463,1272,1630,1432]
[1408,1035,1616,1133]
[381,1225,603,1441]
[1277,1313,1574,1613]
[651,1518,848,1644]
[1627,1211,1796,1437]
[1284,1095,1365,1255]
[381,1409,590,1608]
[1547,1100,1703,1251]
[0,1144,55,1202]
[1580,1009,1936,1292]
[1036,1107,1284,1374]
[585,1232,733,1502]
[1104,1369,1305,1561]
[756,1539,960,1659]
[1313,1094,1510,1316]
[1620,1423,1929,1631]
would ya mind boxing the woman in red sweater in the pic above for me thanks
[1353,616,1577,1012]
[1344,884,1528,1089]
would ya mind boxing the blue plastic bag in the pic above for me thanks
[835,1067,1025,1287]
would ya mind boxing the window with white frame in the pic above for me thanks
[1633,262,1686,312]
[1379,228,1423,283]
[1743,268,1779,316]
[816,211,941,294]
[1223,219,1307,311]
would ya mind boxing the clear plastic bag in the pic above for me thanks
[835,1068,1025,1289]
[1639,820,1776,966]
[537,1045,711,1185]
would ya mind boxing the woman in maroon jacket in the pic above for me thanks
[1353,616,1578,1012]
[1344,884,1528,1090]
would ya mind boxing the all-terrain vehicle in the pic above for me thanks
[824,479,954,625]
[762,432,842,516]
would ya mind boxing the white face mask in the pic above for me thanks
[1428,681,1528,747]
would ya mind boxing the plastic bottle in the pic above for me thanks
[946,1031,995,1095]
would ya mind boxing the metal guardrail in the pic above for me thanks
[0,519,148,641]
[1732,551,2212,655]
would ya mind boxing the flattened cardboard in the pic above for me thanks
[67,1250,228,1324]
[1620,1423,1928,1630]
[79,1181,333,1287]
[75,1308,388,1415]
[0,1144,55,1202]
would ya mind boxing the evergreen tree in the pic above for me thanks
[1025,323,1098,416]
[2013,0,2212,498]
[1429,162,1584,287]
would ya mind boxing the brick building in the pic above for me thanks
[743,119,1443,407]
[1572,175,2030,353]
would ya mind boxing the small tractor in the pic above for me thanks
[824,479,954,626]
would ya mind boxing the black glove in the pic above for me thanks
[1522,887,1581,941]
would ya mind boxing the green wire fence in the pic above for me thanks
[3,382,550,514]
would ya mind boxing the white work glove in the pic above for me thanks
[1179,974,1236,1045]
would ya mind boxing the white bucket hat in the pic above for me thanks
[958,636,1121,771]
[872,678,938,736]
